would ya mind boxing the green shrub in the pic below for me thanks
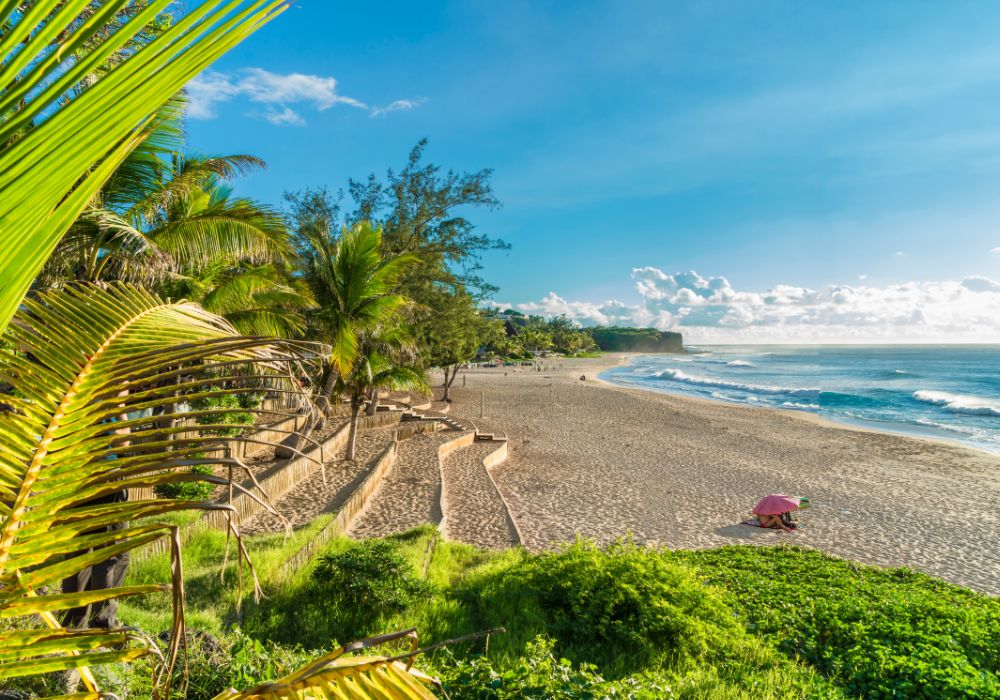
[430,635,676,700]
[154,464,215,501]
[462,539,737,674]
[310,539,432,637]
[244,538,433,647]
[676,546,1000,699]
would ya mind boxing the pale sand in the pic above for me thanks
[349,432,452,539]
[241,426,397,536]
[441,441,519,549]
[446,356,1000,594]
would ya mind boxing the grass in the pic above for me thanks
[106,526,1000,699]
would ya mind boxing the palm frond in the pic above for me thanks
[0,283,318,688]
[212,630,439,699]
[0,0,288,334]
[153,198,292,266]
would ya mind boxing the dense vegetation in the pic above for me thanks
[31,526,989,699]
[590,326,685,353]
[480,311,601,359]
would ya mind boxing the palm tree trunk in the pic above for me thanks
[346,399,361,461]
[319,366,339,417]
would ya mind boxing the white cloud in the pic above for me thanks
[507,268,1000,343]
[991,246,1000,254]
[371,97,427,118]
[263,107,306,127]
[185,68,423,125]
[894,251,906,257]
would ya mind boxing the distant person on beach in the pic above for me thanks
[757,512,795,531]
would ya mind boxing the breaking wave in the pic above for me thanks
[653,368,821,398]
[913,390,1000,417]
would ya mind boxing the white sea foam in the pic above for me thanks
[726,360,754,367]
[782,401,821,410]
[653,368,821,397]
[913,390,1000,417]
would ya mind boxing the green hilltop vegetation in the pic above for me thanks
[482,312,685,358]
[590,326,685,353]
[30,525,994,699]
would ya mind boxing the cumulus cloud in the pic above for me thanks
[507,268,1000,343]
[186,68,423,125]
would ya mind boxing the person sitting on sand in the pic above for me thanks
[757,513,795,531]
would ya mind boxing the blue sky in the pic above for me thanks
[186,1,1000,342]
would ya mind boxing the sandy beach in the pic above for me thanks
[445,355,1000,594]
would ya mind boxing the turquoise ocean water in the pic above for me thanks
[599,345,1000,454]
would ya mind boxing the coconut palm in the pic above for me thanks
[299,220,421,402]
[0,0,290,333]
[335,322,430,460]
[39,153,292,288]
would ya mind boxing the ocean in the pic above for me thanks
[599,345,1000,455]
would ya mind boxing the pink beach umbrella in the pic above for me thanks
[753,494,801,516]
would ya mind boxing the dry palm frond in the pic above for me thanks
[0,283,319,692]
[212,629,440,700]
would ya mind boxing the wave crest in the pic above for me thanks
[653,368,821,397]
[913,390,1000,417]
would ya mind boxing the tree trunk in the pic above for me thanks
[366,393,378,416]
[319,365,339,417]
[443,365,459,402]
[346,399,361,461]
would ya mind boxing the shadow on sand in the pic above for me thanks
[713,523,780,540]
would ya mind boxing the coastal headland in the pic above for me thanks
[446,355,1000,594]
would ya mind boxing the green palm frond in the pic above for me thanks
[0,0,288,334]
[213,630,439,699]
[154,196,292,266]
[187,264,313,337]
[304,222,420,378]
[129,154,269,225]
[0,283,317,689]
[101,94,188,214]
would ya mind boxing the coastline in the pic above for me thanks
[595,353,1000,460]
[446,355,1000,594]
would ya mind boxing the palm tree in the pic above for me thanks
[335,322,430,459]
[299,220,420,407]
[39,153,292,288]
[0,0,289,333]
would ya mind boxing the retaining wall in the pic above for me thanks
[275,440,399,580]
